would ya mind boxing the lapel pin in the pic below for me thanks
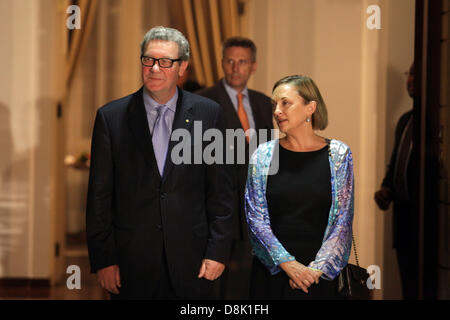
[185,119,190,123]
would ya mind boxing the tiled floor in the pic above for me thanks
[48,256,108,300]
[1,251,108,300]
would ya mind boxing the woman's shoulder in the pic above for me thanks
[328,138,353,159]
[249,140,277,166]
[252,139,277,155]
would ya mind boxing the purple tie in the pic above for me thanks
[152,105,170,175]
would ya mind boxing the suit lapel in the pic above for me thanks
[248,90,264,129]
[126,87,161,178]
[217,81,243,130]
[217,80,270,131]
[162,89,193,182]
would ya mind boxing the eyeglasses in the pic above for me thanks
[141,55,182,68]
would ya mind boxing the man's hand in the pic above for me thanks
[280,260,319,293]
[197,259,225,281]
[374,187,393,210]
[97,265,121,294]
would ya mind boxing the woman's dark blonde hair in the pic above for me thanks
[272,75,328,130]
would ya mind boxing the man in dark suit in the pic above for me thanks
[197,37,273,299]
[86,26,233,299]
[374,63,418,299]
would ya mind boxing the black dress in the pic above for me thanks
[249,143,339,300]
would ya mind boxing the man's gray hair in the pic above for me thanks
[140,26,190,61]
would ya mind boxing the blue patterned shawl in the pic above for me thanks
[244,139,354,280]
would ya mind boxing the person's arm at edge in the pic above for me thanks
[308,144,355,280]
[86,108,120,293]
[199,104,234,280]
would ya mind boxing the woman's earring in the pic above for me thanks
[306,117,311,123]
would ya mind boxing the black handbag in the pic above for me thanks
[337,235,371,300]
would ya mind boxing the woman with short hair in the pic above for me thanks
[245,75,354,299]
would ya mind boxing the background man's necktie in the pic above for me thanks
[152,105,170,175]
[237,92,250,142]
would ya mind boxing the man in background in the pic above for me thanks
[374,63,418,299]
[198,36,273,299]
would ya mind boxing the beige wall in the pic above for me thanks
[246,0,415,299]
[378,0,415,299]
[0,0,65,278]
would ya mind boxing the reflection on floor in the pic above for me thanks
[0,256,108,300]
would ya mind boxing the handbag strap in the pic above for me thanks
[352,233,360,267]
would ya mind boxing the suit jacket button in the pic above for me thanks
[156,224,162,231]
[160,193,166,199]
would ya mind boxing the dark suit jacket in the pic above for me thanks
[86,87,233,299]
[382,109,413,249]
[197,80,273,241]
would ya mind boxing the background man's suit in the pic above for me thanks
[381,109,418,299]
[197,79,273,298]
[86,87,233,299]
